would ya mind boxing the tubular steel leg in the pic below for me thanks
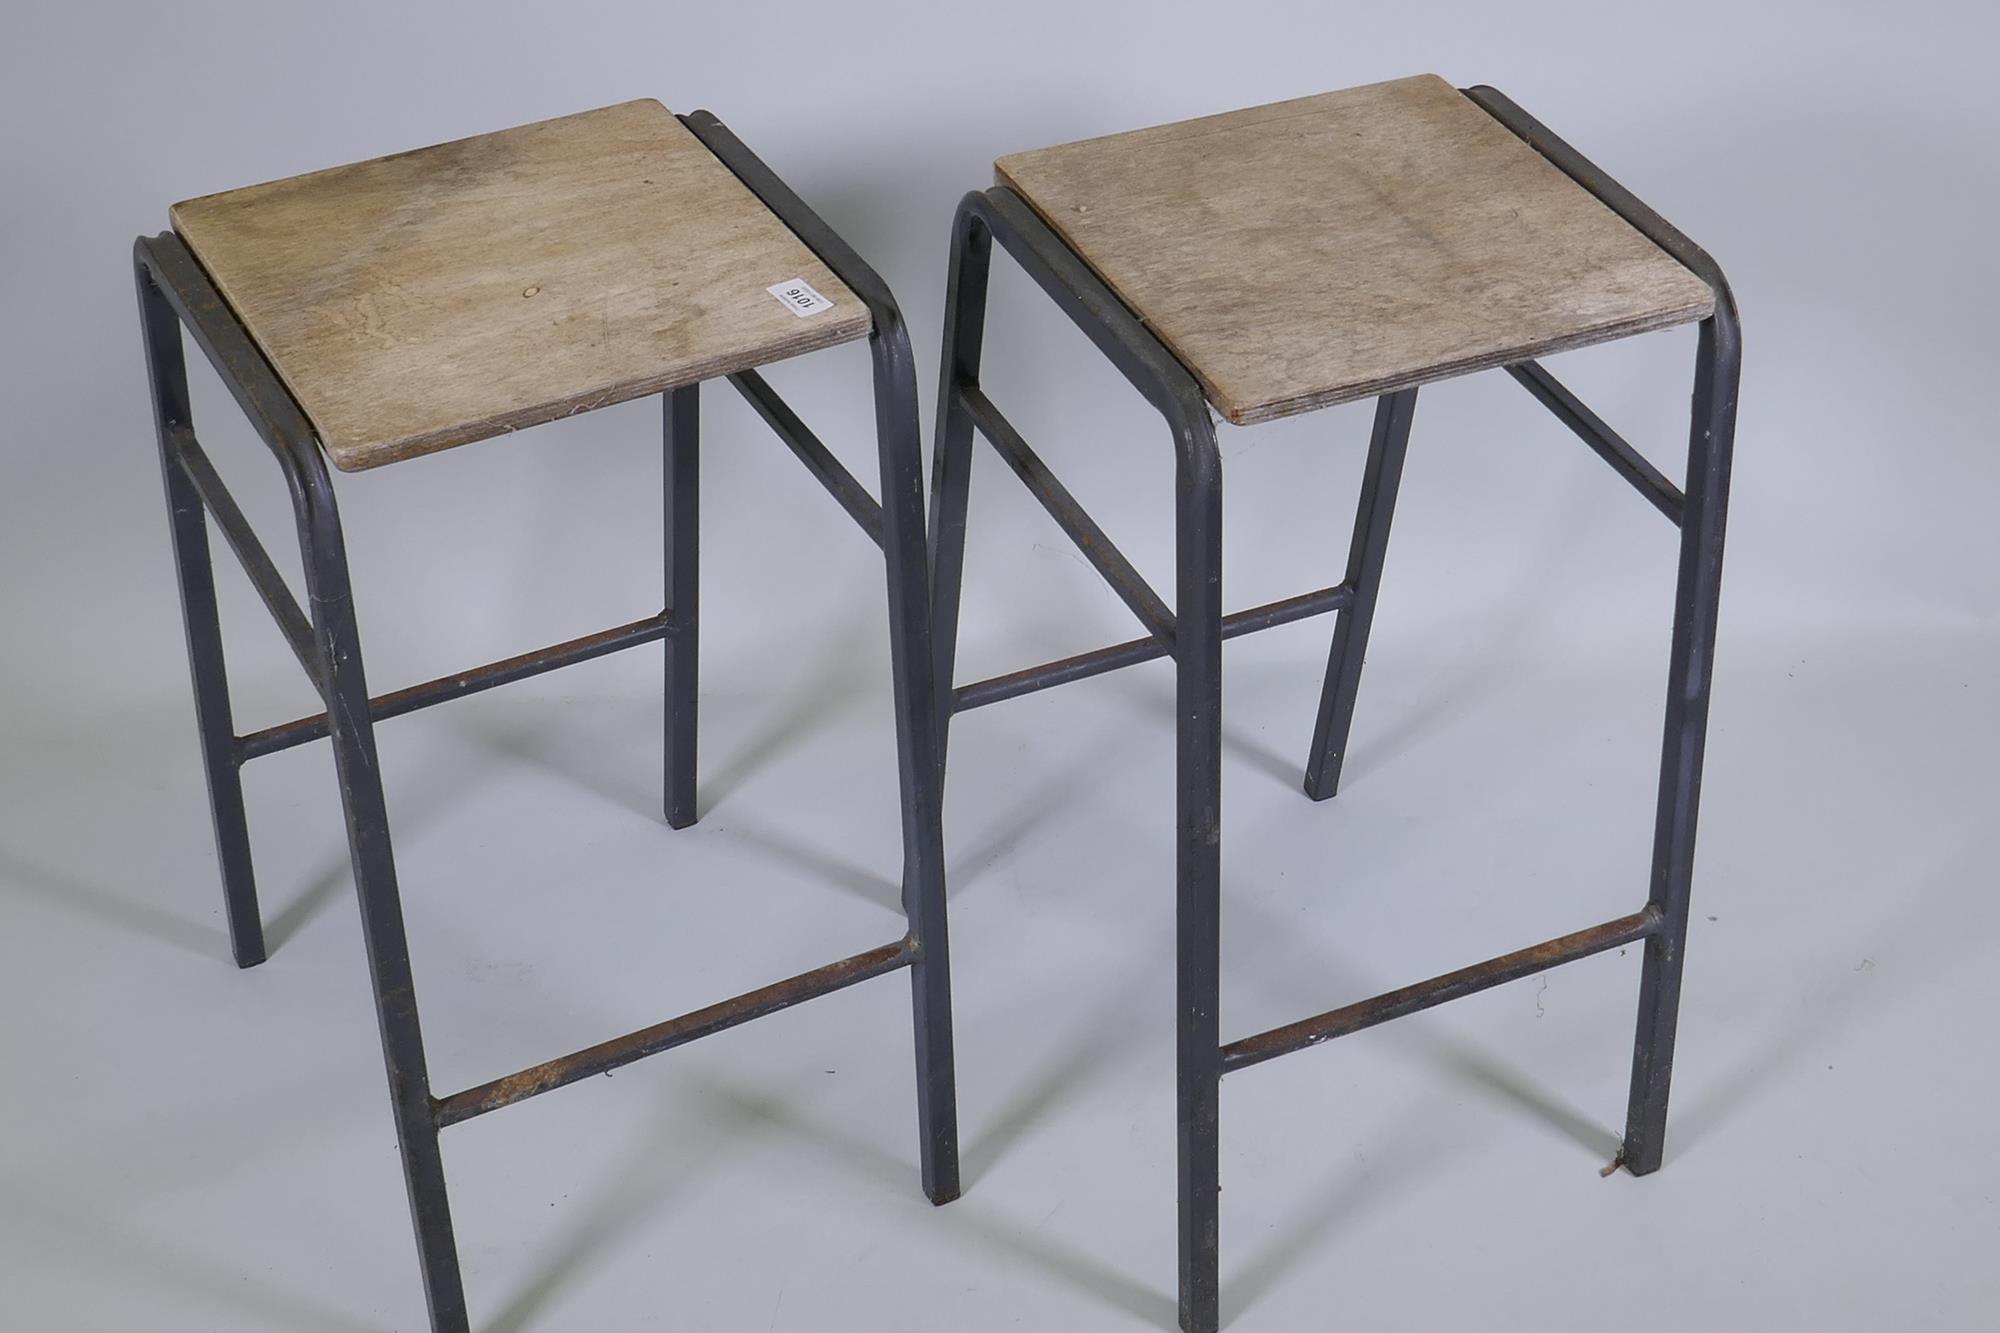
[875,320,963,1205]
[138,267,266,968]
[928,206,992,766]
[1303,388,1418,802]
[673,106,961,1206]
[1176,427,1225,1333]
[929,190,1231,1330]
[295,479,469,1332]
[1621,313,1739,1174]
[664,383,700,829]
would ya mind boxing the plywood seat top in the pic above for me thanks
[170,100,873,471]
[994,74,1714,426]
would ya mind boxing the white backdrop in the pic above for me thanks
[3,2,1995,1330]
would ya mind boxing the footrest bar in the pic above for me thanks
[954,582,1353,714]
[1219,908,1658,1074]
[1506,360,1685,525]
[237,611,673,760]
[728,369,886,549]
[434,937,915,1128]
[960,385,1178,645]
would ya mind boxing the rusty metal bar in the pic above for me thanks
[432,937,917,1128]
[959,384,1178,644]
[1219,908,1660,1074]
[1505,360,1685,524]
[728,368,886,549]
[237,611,673,761]
[952,582,1352,714]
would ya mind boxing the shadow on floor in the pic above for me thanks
[0,844,222,961]
[0,1166,384,1333]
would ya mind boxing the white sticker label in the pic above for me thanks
[766,278,834,317]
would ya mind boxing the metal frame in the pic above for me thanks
[928,85,1738,1333]
[138,113,958,1333]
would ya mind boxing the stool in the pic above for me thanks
[927,75,1738,1332]
[135,101,958,1331]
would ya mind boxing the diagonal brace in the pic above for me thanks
[729,369,886,548]
[172,431,323,690]
[959,385,1177,644]
[1507,360,1685,525]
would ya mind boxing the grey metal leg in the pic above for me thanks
[1303,389,1418,801]
[1621,312,1739,1174]
[664,383,700,829]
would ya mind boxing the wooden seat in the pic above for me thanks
[170,100,873,470]
[994,73,1714,425]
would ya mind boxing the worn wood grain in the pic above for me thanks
[171,100,872,470]
[995,74,1714,426]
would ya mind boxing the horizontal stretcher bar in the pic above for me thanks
[237,611,674,760]
[433,937,915,1128]
[953,582,1354,713]
[1505,360,1685,525]
[1219,908,1659,1074]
